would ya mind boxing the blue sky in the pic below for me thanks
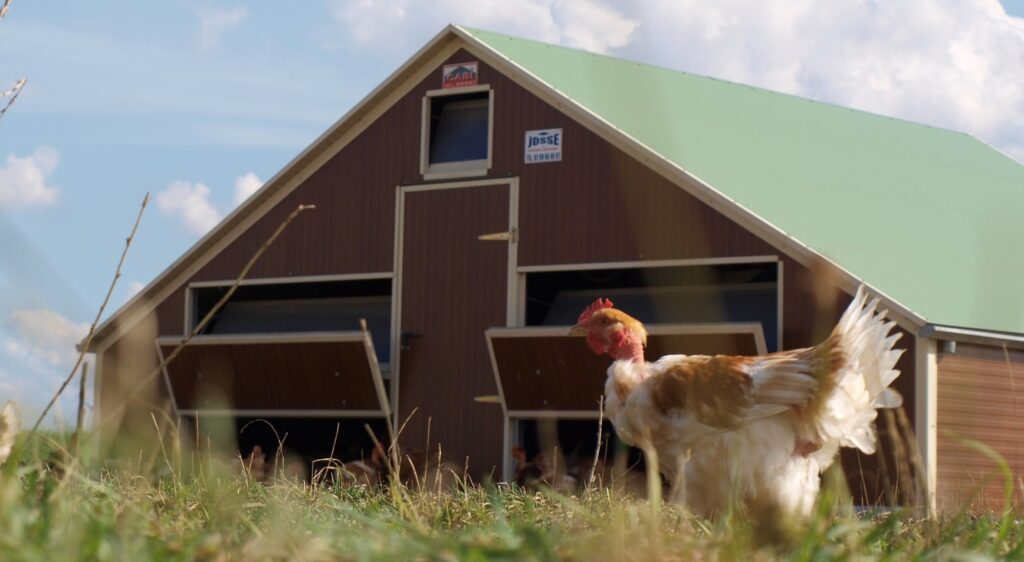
[1,0,1022,426]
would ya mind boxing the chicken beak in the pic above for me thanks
[568,323,588,336]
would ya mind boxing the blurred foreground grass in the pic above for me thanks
[1,433,1023,562]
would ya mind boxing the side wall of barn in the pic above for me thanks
[937,342,1024,511]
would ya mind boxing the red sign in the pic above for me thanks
[442,62,479,88]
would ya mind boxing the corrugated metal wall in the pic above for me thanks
[937,343,1024,511]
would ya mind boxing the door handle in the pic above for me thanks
[477,228,517,243]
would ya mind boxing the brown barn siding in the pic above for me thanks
[97,49,917,495]
[156,289,185,336]
[937,343,1024,511]
[190,110,407,281]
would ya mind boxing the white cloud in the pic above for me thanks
[552,0,640,53]
[127,280,145,297]
[0,146,60,208]
[122,280,146,305]
[0,311,96,427]
[233,172,263,206]
[4,309,89,370]
[331,0,639,53]
[157,180,223,236]
[158,172,263,235]
[615,0,1024,160]
[195,6,247,49]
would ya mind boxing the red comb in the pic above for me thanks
[577,298,614,324]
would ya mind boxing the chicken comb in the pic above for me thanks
[577,298,614,324]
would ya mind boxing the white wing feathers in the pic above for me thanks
[817,286,905,455]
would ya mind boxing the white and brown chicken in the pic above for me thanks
[570,286,903,517]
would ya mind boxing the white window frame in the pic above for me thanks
[420,85,494,180]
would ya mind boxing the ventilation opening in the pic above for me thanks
[515,419,649,487]
[185,416,391,483]
[191,278,392,365]
[526,262,779,350]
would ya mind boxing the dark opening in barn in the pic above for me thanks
[190,277,393,368]
[525,261,779,350]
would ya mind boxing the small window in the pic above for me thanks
[422,89,492,178]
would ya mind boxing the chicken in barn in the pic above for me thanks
[394,448,462,493]
[512,446,578,493]
[513,445,651,497]
[569,286,904,517]
[311,446,385,488]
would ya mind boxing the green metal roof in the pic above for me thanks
[464,26,1024,336]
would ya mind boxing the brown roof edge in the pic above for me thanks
[81,26,464,353]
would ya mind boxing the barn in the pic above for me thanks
[84,25,1024,513]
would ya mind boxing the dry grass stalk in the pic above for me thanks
[0,401,20,466]
[69,362,89,456]
[364,412,425,527]
[151,413,178,486]
[237,418,297,482]
[873,426,895,506]
[891,406,925,510]
[310,423,345,486]
[0,77,25,121]
[29,193,149,437]
[881,409,912,505]
[587,395,605,490]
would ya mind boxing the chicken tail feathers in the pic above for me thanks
[815,285,905,455]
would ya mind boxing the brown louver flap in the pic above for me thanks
[485,324,766,416]
[157,332,390,418]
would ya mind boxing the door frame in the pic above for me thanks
[390,177,520,438]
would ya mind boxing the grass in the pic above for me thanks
[1,432,1023,561]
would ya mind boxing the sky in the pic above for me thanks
[0,0,1022,427]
